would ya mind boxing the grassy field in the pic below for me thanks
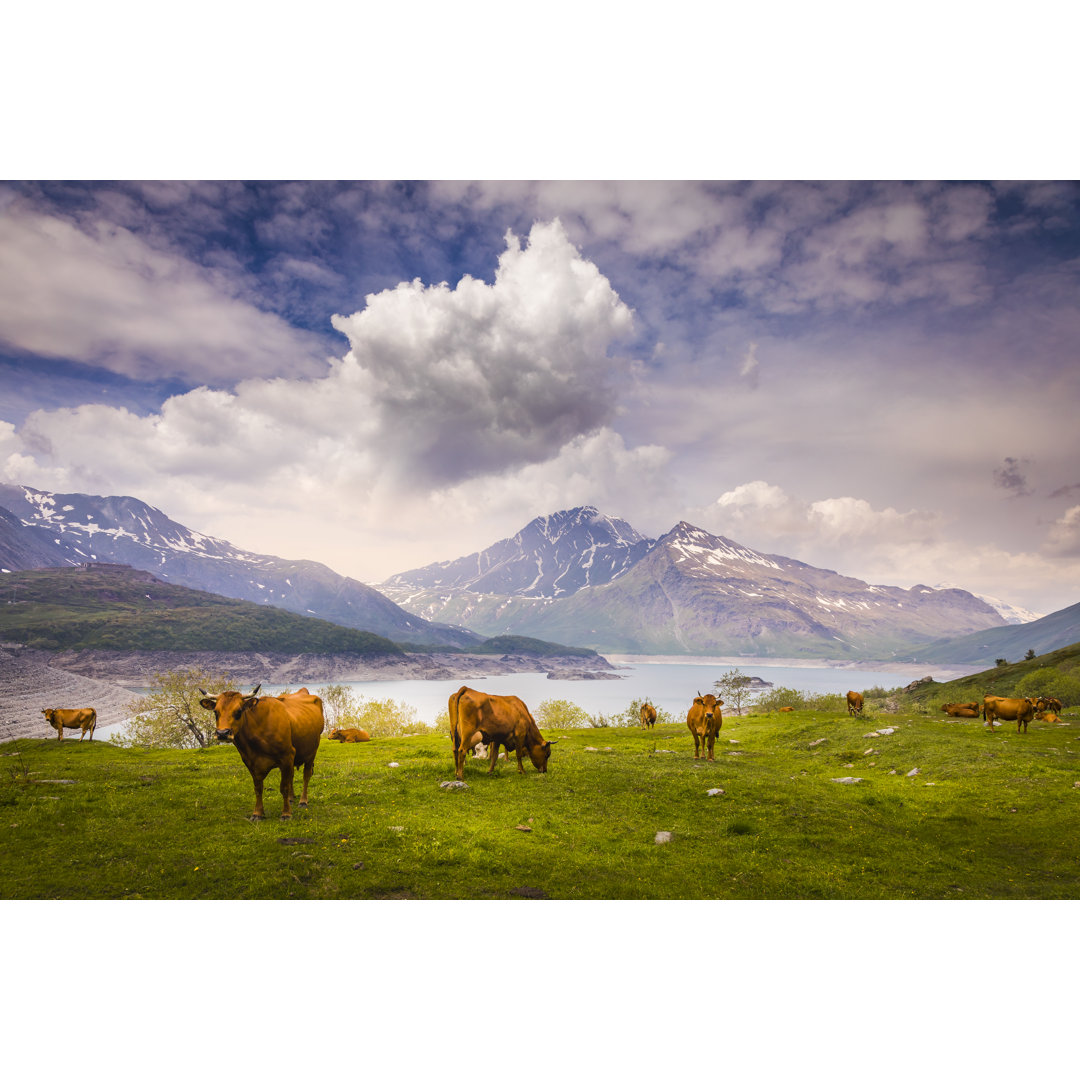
[3,704,1079,899]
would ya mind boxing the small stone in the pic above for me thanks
[831,777,862,783]
[907,768,920,777]
[352,862,365,870]
[585,747,599,752]
[863,732,880,738]
[655,831,673,844]
[863,748,877,755]
[1073,781,1080,788]
[389,825,404,832]
[514,824,532,832]
[888,769,897,775]
[877,728,896,735]
[387,762,400,768]
[808,738,826,747]
[439,780,468,791]
[706,788,724,796]
[729,739,740,744]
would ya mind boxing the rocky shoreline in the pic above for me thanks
[0,644,618,742]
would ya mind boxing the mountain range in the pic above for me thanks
[4,486,1069,662]
[0,483,476,648]
[380,507,1011,659]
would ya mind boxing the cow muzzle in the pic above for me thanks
[216,729,234,743]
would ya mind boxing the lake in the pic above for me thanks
[98,656,982,737]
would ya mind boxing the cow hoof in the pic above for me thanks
[281,812,292,820]
[249,813,265,822]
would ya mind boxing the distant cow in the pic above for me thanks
[199,684,325,819]
[982,695,1036,734]
[941,702,980,718]
[779,706,794,713]
[686,693,724,761]
[1036,711,1060,723]
[640,702,657,729]
[41,707,97,741]
[448,687,551,781]
[327,727,371,743]
[1037,696,1063,714]
[846,692,864,717]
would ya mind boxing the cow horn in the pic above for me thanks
[249,683,262,697]
[198,688,207,696]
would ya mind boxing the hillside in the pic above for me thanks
[0,565,405,656]
[0,483,478,648]
[901,640,1080,708]
[905,600,1080,664]
[384,516,1006,658]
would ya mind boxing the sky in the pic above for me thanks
[2,179,1079,615]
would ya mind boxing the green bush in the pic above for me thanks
[755,686,806,711]
[536,699,596,730]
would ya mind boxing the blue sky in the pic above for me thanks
[2,179,1080,615]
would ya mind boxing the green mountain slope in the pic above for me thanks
[906,600,1080,665]
[0,565,404,656]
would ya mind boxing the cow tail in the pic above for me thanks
[89,709,97,735]
[449,687,468,751]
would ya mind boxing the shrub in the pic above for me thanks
[1016,668,1080,708]
[117,666,232,749]
[755,686,806,712]
[338,695,427,737]
[536,699,595,730]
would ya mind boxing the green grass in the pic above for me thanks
[3,706,1079,899]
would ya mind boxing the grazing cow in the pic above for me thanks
[982,695,1036,734]
[327,727,371,743]
[846,691,864,717]
[448,686,551,781]
[941,702,981,718]
[199,684,325,819]
[686,692,724,761]
[41,707,97,741]
[640,702,657,729]
[1037,696,1063,714]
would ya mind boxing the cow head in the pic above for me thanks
[199,684,261,742]
[694,693,723,721]
[528,738,552,774]
[41,708,57,729]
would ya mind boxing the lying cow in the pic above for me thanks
[448,686,551,781]
[327,727,371,743]
[640,702,657,729]
[199,684,325,819]
[1036,711,1060,723]
[982,695,1035,734]
[846,691,864,717]
[941,702,980,718]
[41,707,97,741]
[686,693,723,761]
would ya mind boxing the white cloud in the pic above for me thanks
[1044,505,1080,558]
[0,221,645,578]
[0,198,327,382]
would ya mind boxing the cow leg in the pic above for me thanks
[279,761,295,819]
[453,742,467,782]
[56,726,63,741]
[706,732,715,761]
[488,740,499,774]
[299,760,314,807]
[249,768,268,821]
[516,746,526,773]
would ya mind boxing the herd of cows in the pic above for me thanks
[34,682,1068,821]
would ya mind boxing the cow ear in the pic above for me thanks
[198,697,216,711]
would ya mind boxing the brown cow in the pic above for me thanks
[846,691,864,717]
[779,706,795,713]
[640,702,657,729]
[327,727,371,743]
[1037,696,1063,714]
[686,693,723,761]
[941,702,980,717]
[982,695,1035,734]
[1036,711,1060,723]
[448,686,551,781]
[199,684,325,819]
[41,707,97,741]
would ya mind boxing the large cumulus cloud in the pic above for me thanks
[0,221,644,573]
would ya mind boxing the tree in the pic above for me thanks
[1024,649,1037,661]
[713,667,762,715]
[117,666,233,748]
[995,658,1009,667]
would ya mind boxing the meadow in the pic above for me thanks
[4,700,1079,900]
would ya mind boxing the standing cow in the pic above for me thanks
[640,702,657,729]
[686,693,723,761]
[846,692,864,717]
[199,685,325,819]
[41,707,97,741]
[982,695,1035,734]
[448,686,551,781]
